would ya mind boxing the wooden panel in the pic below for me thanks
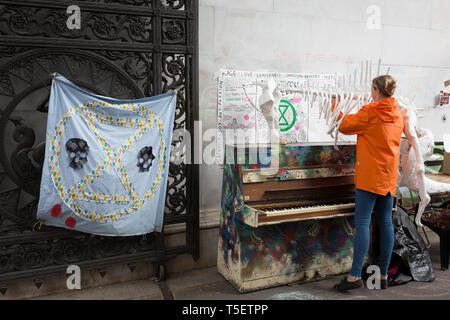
[426,173,450,184]
[242,175,355,202]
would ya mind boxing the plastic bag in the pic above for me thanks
[392,205,435,282]
[363,205,435,285]
[387,253,413,286]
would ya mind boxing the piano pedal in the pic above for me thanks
[316,270,326,279]
[304,270,315,281]
[343,217,354,236]
[305,221,320,237]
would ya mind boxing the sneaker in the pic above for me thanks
[380,278,388,290]
[334,276,363,292]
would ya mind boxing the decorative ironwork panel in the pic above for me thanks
[0,0,199,291]
[0,7,153,43]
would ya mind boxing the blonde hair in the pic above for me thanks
[372,75,397,97]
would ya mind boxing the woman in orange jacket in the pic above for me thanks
[333,75,403,292]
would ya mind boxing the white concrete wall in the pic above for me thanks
[198,0,450,215]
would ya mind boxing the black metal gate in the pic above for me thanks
[0,0,199,294]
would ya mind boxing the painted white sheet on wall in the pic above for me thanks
[216,69,357,164]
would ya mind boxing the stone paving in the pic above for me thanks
[30,238,450,300]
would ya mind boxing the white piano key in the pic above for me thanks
[262,202,355,217]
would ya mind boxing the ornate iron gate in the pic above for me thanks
[0,0,199,294]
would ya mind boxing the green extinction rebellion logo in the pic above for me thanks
[278,99,296,132]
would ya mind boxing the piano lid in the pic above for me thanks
[224,143,356,169]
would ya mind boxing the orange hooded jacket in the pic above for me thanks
[334,97,404,196]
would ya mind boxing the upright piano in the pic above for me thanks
[217,143,372,292]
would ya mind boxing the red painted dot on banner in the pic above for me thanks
[65,217,76,228]
[51,204,62,217]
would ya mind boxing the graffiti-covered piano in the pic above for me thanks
[217,143,372,292]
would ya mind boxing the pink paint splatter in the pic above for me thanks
[294,126,300,131]
[290,98,303,104]
[244,114,249,121]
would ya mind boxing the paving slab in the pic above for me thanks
[166,264,227,299]
[30,278,163,300]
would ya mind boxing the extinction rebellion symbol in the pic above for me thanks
[278,99,296,132]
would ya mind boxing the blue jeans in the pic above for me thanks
[349,188,394,278]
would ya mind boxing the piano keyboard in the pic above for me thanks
[261,202,355,217]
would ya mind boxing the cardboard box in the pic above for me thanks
[443,152,450,175]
